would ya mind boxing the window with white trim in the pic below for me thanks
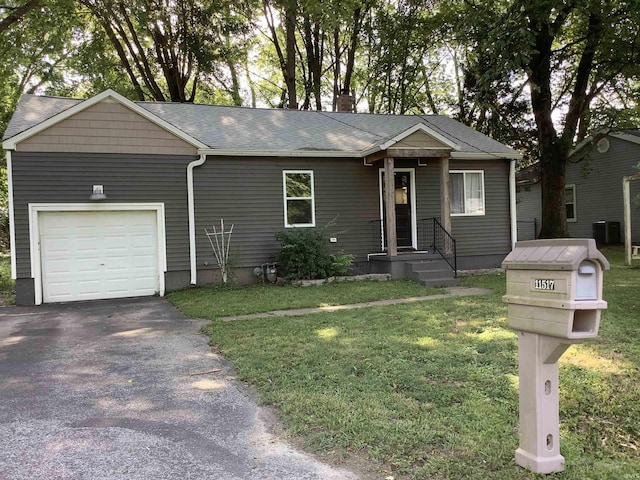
[449,170,485,216]
[283,171,315,227]
[564,184,576,222]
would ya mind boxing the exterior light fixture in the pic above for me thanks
[90,184,107,200]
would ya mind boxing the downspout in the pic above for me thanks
[6,151,16,279]
[187,153,207,285]
[509,159,517,250]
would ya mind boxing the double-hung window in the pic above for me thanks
[564,184,576,222]
[283,170,315,227]
[450,170,485,216]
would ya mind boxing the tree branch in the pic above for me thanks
[0,0,40,34]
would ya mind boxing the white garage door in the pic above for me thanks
[39,210,159,303]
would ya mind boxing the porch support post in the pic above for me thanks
[440,156,451,233]
[384,156,397,257]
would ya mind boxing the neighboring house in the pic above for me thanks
[2,90,521,305]
[516,130,640,242]
[515,163,542,241]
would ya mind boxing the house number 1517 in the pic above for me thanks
[534,279,555,290]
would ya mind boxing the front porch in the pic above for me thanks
[367,217,459,287]
[362,123,458,286]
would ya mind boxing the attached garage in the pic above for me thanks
[30,204,166,304]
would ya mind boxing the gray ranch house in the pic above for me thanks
[3,90,521,305]
[517,130,640,244]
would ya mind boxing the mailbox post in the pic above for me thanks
[502,239,609,474]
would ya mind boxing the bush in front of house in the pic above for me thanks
[276,228,353,280]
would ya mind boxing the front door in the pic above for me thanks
[379,169,416,250]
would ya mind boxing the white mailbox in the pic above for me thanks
[502,239,609,474]
[502,238,609,340]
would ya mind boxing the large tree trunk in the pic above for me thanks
[284,0,298,109]
[539,143,568,238]
[527,4,568,238]
[526,4,602,238]
[302,14,322,110]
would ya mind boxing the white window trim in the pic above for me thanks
[28,203,167,305]
[283,170,316,228]
[450,170,486,217]
[565,184,577,223]
[377,168,418,250]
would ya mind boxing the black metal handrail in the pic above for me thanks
[420,217,457,276]
[369,219,383,253]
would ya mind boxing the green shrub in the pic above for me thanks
[330,253,354,276]
[275,228,352,280]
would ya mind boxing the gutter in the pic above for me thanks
[187,153,207,285]
[6,151,16,279]
[509,159,517,250]
[198,148,523,161]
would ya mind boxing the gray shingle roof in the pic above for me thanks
[3,94,82,140]
[3,93,520,158]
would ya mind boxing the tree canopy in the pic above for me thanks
[1,0,640,238]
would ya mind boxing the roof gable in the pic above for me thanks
[3,89,207,150]
[374,123,460,152]
[570,129,640,157]
[16,98,199,155]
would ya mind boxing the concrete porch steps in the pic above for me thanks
[404,258,460,288]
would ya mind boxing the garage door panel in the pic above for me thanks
[42,238,75,256]
[40,210,160,303]
[75,238,102,252]
[76,280,101,293]
[45,283,75,301]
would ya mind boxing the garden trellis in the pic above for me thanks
[204,220,234,284]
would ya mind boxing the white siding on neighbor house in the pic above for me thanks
[17,100,198,156]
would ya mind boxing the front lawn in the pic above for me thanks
[168,280,442,318]
[170,248,640,479]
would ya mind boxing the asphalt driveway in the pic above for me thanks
[0,297,360,480]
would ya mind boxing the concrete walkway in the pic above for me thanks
[221,286,492,321]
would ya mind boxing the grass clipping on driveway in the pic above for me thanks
[174,250,640,479]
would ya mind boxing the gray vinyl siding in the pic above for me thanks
[193,156,511,270]
[193,157,381,269]
[566,137,640,241]
[516,183,541,241]
[450,159,512,257]
[411,160,442,220]
[11,152,196,278]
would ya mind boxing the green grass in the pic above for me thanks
[168,280,443,318]
[170,248,640,479]
[0,253,14,301]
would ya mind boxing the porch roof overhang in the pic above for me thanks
[363,148,452,164]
